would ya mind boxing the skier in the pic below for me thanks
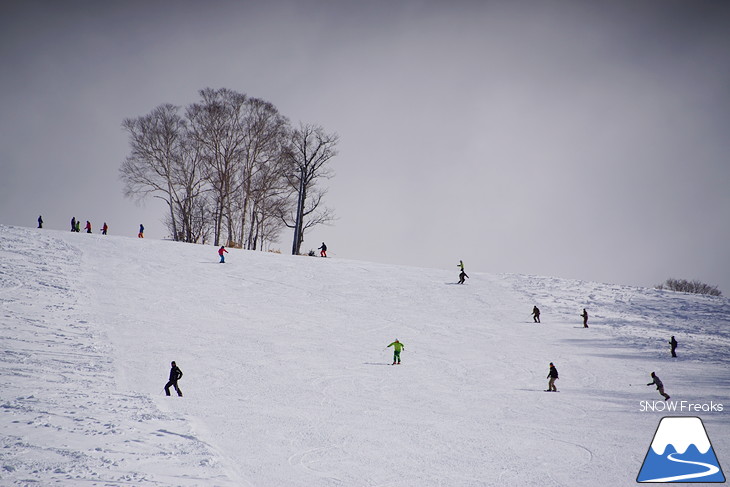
[647,372,670,401]
[218,245,228,263]
[387,339,404,365]
[458,269,469,284]
[85,221,92,234]
[581,308,589,328]
[71,217,76,232]
[319,242,327,257]
[164,361,183,397]
[37,215,43,229]
[532,306,541,323]
[669,336,678,358]
[102,222,108,235]
[138,224,144,238]
[546,362,559,391]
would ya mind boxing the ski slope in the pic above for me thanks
[0,224,728,486]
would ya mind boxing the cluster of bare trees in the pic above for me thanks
[656,278,722,296]
[120,88,338,253]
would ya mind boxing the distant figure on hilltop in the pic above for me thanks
[75,220,81,232]
[85,221,92,234]
[387,339,404,365]
[218,245,228,263]
[164,361,183,397]
[102,222,108,235]
[71,217,76,232]
[458,269,469,284]
[532,306,541,323]
[319,242,327,257]
[546,362,559,392]
[669,336,678,358]
[138,224,144,238]
[37,215,43,229]
[581,308,589,328]
[647,372,670,401]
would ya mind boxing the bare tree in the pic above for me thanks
[186,88,249,246]
[233,97,290,249]
[120,104,190,240]
[656,278,722,296]
[282,123,338,255]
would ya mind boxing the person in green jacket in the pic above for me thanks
[387,339,404,365]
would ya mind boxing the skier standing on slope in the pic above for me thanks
[546,362,559,391]
[164,361,183,397]
[102,222,108,235]
[85,221,92,233]
[669,336,678,358]
[218,245,228,263]
[647,372,670,401]
[458,269,469,284]
[532,306,541,323]
[319,242,327,257]
[37,215,43,229]
[71,217,76,232]
[138,224,144,238]
[387,339,404,365]
[581,308,589,328]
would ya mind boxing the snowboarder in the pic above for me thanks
[647,372,670,401]
[581,308,589,328]
[164,361,183,397]
[75,220,81,232]
[532,306,541,323]
[70,217,76,232]
[669,336,678,358]
[387,339,404,365]
[458,269,469,284]
[546,362,559,391]
[138,224,144,238]
[319,242,327,257]
[218,245,228,263]
[85,221,92,233]
[37,215,43,229]
[102,222,108,235]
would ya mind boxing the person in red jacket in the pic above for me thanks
[85,221,92,233]
[218,246,228,263]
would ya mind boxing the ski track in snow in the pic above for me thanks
[1,225,729,486]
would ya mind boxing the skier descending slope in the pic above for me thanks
[546,362,559,392]
[387,339,405,365]
[647,372,670,401]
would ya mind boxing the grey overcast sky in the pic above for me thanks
[1,0,729,294]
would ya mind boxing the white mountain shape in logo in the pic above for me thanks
[650,417,711,455]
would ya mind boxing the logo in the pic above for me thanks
[637,416,725,483]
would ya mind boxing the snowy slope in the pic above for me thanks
[1,224,728,486]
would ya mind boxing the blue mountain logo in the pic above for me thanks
[637,416,725,483]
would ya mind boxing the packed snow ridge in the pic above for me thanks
[0,224,728,486]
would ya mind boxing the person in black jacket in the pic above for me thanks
[669,336,678,358]
[581,308,589,328]
[458,270,469,284]
[546,362,558,391]
[532,306,541,323]
[318,242,327,257]
[164,361,183,397]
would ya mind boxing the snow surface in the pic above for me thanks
[0,224,728,486]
